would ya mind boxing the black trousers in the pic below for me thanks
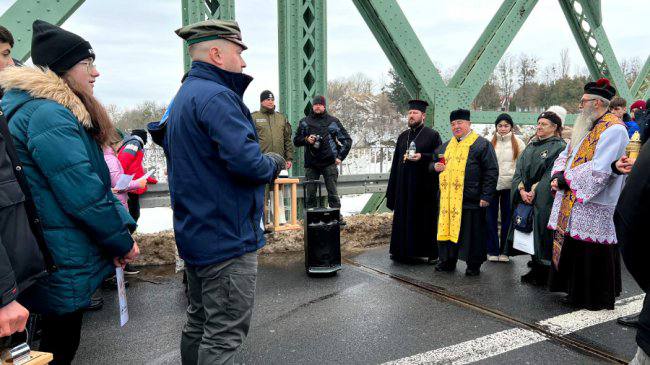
[486,189,511,256]
[438,208,488,270]
[305,165,340,208]
[38,310,84,365]
[127,192,141,222]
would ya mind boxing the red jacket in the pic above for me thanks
[117,136,158,194]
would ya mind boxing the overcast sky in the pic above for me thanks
[0,0,647,111]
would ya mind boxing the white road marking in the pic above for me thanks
[383,294,645,365]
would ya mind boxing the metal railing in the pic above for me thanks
[140,173,389,209]
[338,146,394,174]
[141,145,395,182]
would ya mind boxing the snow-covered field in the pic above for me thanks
[136,193,373,234]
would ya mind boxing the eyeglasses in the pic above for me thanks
[77,60,97,74]
[579,98,597,106]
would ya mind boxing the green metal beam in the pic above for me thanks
[181,0,236,72]
[361,192,390,214]
[630,56,650,101]
[351,0,446,107]
[472,110,576,126]
[352,0,464,142]
[0,0,87,62]
[559,0,630,101]
[449,0,538,101]
[278,0,327,177]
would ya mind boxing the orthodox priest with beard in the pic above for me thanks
[434,109,498,276]
[386,99,442,262]
[548,78,629,310]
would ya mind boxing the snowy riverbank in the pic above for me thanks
[136,193,373,234]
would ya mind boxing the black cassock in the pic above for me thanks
[385,124,442,260]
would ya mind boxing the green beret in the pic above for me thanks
[175,19,247,50]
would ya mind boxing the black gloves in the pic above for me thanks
[551,171,569,190]
[264,152,286,179]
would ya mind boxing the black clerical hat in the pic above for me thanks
[450,108,470,122]
[408,99,428,113]
[584,78,616,101]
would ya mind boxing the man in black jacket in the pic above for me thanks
[0,26,52,341]
[0,105,54,339]
[294,95,352,210]
[614,143,650,364]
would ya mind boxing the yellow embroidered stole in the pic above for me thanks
[551,113,624,268]
[437,131,479,243]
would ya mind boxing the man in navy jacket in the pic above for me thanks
[167,19,284,364]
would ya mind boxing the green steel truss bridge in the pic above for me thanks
[2,0,649,212]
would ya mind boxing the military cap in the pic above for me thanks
[175,19,247,50]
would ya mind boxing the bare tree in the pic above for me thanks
[514,53,539,111]
[496,54,517,111]
[559,48,571,79]
[542,64,558,84]
[473,74,500,111]
[113,101,166,131]
[621,57,641,87]
[106,103,122,124]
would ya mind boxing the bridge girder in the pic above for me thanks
[0,0,87,62]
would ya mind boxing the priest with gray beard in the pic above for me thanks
[547,78,629,311]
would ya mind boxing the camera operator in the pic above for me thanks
[294,95,352,216]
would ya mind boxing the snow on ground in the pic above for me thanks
[137,193,373,234]
[340,193,372,216]
[136,207,173,234]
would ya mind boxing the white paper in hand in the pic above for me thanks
[142,169,155,180]
[116,267,129,327]
[114,174,134,192]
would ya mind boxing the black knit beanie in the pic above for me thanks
[260,90,274,102]
[31,20,95,75]
[494,113,513,128]
[131,129,148,145]
[537,111,562,128]
[312,95,326,107]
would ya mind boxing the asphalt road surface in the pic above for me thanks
[75,246,643,364]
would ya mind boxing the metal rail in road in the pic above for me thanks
[344,258,629,364]
[140,173,389,209]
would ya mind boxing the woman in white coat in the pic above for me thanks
[487,113,526,262]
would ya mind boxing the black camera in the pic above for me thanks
[313,135,323,149]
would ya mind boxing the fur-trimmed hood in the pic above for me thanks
[0,66,91,128]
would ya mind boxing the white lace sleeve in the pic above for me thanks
[551,143,569,175]
[564,125,628,203]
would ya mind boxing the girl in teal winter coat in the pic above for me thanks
[0,20,138,364]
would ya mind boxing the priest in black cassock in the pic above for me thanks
[385,99,442,262]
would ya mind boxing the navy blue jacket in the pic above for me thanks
[166,62,277,267]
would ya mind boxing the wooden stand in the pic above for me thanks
[2,351,53,365]
[272,178,301,232]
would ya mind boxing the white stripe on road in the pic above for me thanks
[383,294,645,365]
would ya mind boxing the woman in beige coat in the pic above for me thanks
[487,113,526,262]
